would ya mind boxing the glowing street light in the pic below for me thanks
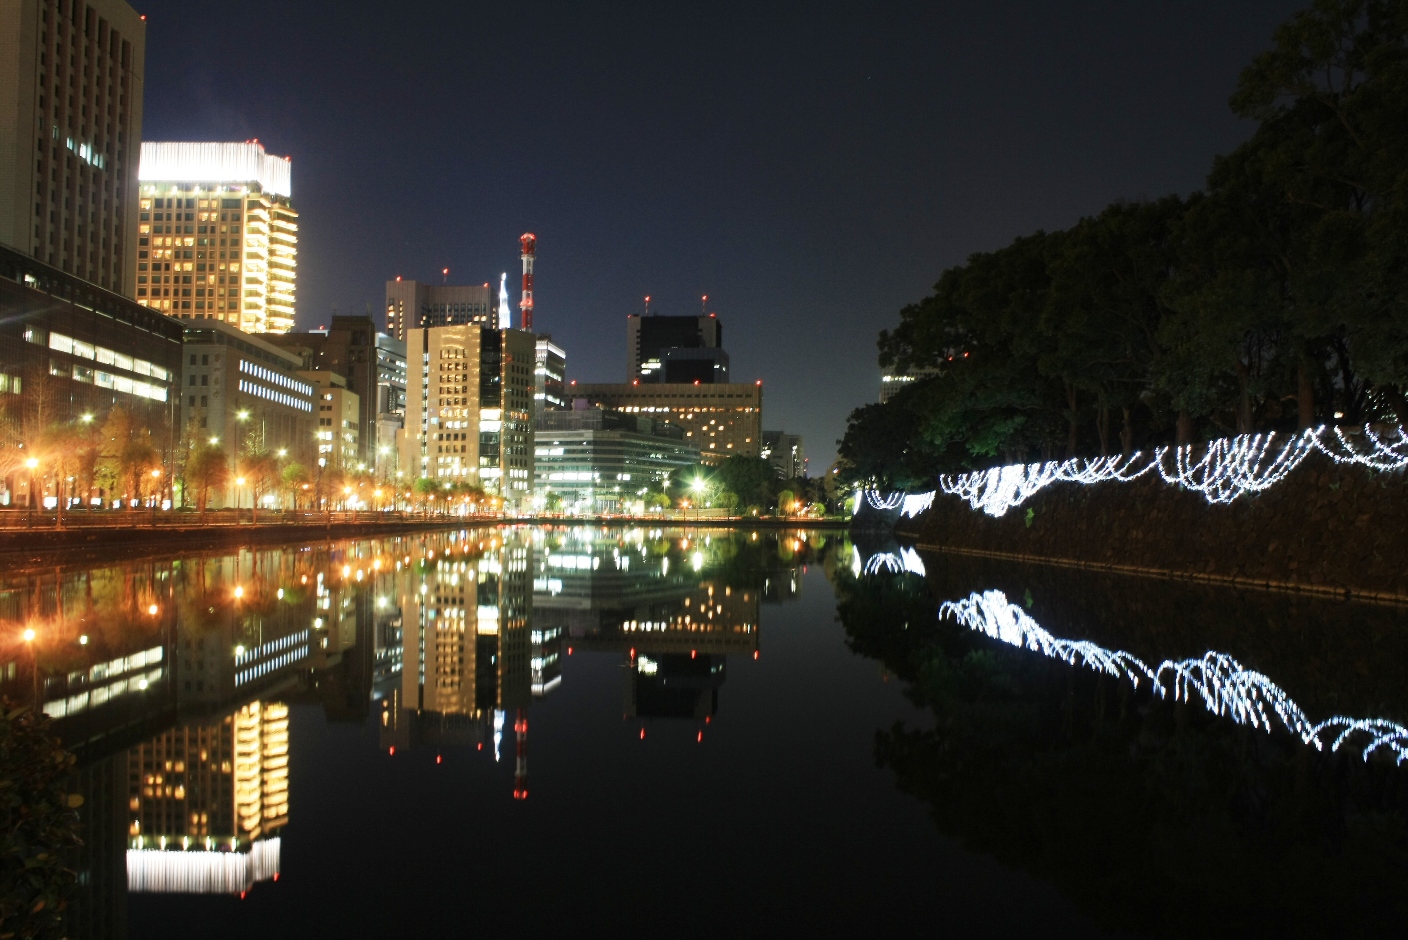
[24,458,37,470]
[22,628,36,642]
[148,604,159,615]
[209,437,220,446]
[236,410,250,421]
[233,586,244,599]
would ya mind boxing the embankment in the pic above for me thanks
[895,452,1408,603]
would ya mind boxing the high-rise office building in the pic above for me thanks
[135,141,297,333]
[0,0,146,294]
[760,430,805,479]
[534,335,565,414]
[264,315,407,471]
[626,312,725,383]
[880,366,941,403]
[400,324,536,509]
[385,278,496,342]
[533,406,700,513]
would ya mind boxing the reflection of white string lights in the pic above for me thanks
[863,425,1408,519]
[939,589,1408,764]
[861,547,927,577]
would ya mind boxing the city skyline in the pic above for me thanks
[126,0,1306,467]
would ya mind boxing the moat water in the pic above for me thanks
[6,526,1407,938]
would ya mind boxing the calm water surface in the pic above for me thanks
[7,526,1407,938]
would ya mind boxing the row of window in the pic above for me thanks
[236,379,312,413]
[46,330,170,381]
[239,359,312,398]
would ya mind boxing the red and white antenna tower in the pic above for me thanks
[519,234,536,332]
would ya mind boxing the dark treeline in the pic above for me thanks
[839,0,1408,491]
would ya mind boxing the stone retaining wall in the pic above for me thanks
[895,452,1408,601]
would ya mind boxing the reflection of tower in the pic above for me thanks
[513,708,528,800]
[519,233,536,332]
[125,701,289,894]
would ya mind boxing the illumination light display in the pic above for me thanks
[940,589,1408,764]
[862,424,1408,519]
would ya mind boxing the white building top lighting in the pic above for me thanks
[139,141,293,197]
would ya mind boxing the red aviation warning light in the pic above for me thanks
[519,234,537,331]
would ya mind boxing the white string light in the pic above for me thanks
[861,547,927,577]
[862,424,1408,519]
[939,589,1408,764]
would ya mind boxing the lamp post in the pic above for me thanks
[24,457,38,525]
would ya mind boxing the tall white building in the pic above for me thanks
[135,141,297,333]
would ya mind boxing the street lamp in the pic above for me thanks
[24,457,38,518]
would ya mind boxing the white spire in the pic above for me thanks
[498,273,511,330]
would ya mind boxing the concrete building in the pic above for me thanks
[178,321,316,485]
[627,312,722,382]
[761,430,805,479]
[572,381,762,466]
[135,141,297,333]
[264,315,406,472]
[0,243,182,505]
[300,370,359,471]
[880,366,941,403]
[0,0,146,295]
[534,335,565,415]
[385,278,496,343]
[534,406,700,514]
[400,325,535,510]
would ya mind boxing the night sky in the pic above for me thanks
[134,0,1306,469]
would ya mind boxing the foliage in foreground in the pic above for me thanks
[0,700,83,940]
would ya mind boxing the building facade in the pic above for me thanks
[300,370,359,470]
[385,278,497,343]
[534,335,565,415]
[880,366,941,403]
[400,325,536,510]
[0,0,146,295]
[534,407,700,514]
[0,243,182,504]
[626,312,722,382]
[264,315,406,471]
[760,430,805,479]
[135,141,297,333]
[572,382,762,466]
[178,321,316,491]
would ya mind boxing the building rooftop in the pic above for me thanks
[139,142,292,197]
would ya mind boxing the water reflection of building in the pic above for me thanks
[125,700,289,895]
[531,531,761,725]
[382,536,539,765]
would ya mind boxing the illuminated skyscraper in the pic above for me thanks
[0,0,146,294]
[135,141,297,333]
[400,324,536,511]
[385,278,495,342]
[125,700,289,895]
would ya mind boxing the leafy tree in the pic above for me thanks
[281,462,311,511]
[712,455,778,510]
[0,701,83,940]
[239,452,280,522]
[187,443,230,517]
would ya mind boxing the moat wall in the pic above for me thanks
[895,451,1408,602]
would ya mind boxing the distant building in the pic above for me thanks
[572,382,761,466]
[627,312,724,382]
[0,245,182,506]
[534,405,700,514]
[136,141,297,333]
[263,315,406,471]
[880,366,941,403]
[0,0,146,295]
[299,370,359,470]
[534,335,566,414]
[760,430,805,479]
[178,320,316,483]
[399,325,535,510]
[385,278,496,342]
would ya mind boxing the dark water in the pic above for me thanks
[6,527,1407,938]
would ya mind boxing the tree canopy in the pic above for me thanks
[839,0,1408,490]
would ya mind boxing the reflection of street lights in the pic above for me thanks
[24,457,38,519]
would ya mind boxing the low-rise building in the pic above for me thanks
[0,244,182,505]
[534,406,700,514]
[178,321,316,488]
[571,382,761,466]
